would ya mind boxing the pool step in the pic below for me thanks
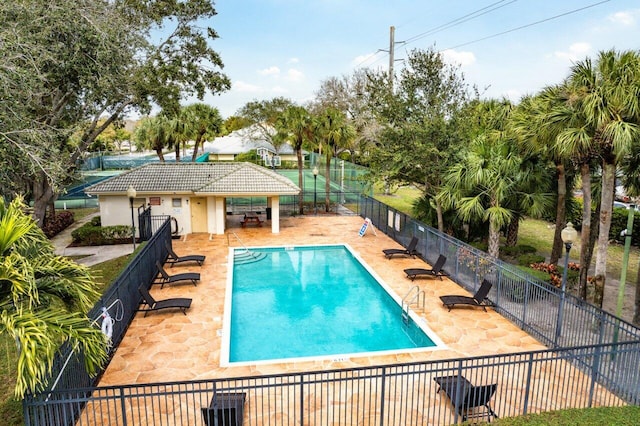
[234,251,267,265]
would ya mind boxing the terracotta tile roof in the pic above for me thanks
[85,162,300,195]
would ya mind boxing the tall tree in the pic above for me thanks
[237,97,294,150]
[275,106,313,214]
[313,71,379,165]
[363,47,470,231]
[0,0,230,226]
[567,50,640,300]
[181,103,223,161]
[541,83,600,299]
[438,100,552,259]
[314,108,356,211]
[134,115,172,162]
[0,197,106,397]
[511,89,577,264]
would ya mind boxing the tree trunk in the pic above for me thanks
[155,148,165,162]
[488,219,500,259]
[550,163,567,265]
[594,160,616,294]
[579,163,592,300]
[175,143,181,162]
[297,147,304,215]
[593,274,605,310]
[191,132,204,162]
[31,171,55,227]
[506,215,519,247]
[435,199,444,233]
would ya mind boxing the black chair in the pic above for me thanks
[165,241,205,267]
[155,261,200,289]
[138,285,192,317]
[404,254,450,281]
[440,279,494,312]
[201,392,246,426]
[433,375,498,422]
[382,236,419,259]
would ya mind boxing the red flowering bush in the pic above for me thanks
[529,261,581,288]
[43,210,74,238]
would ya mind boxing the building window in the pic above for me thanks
[149,197,161,206]
[172,198,182,207]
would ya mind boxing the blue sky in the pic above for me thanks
[198,0,640,118]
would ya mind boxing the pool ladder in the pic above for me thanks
[401,286,425,324]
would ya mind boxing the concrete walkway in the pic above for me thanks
[51,212,134,266]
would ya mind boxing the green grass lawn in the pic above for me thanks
[373,184,420,215]
[492,406,640,425]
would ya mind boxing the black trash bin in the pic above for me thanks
[266,207,272,220]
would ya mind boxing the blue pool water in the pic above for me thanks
[226,244,438,364]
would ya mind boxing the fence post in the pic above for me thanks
[379,367,386,426]
[588,344,603,407]
[522,352,534,416]
[452,362,464,424]
[299,375,305,425]
[119,387,128,426]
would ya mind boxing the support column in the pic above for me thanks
[214,197,226,235]
[271,196,280,234]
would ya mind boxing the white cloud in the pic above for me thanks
[554,42,592,61]
[286,68,304,82]
[608,10,638,26]
[288,57,299,64]
[351,52,378,68]
[233,81,263,93]
[258,66,280,76]
[441,49,476,67]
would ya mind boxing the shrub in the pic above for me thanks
[71,222,132,246]
[517,253,545,266]
[469,241,488,252]
[529,261,580,289]
[43,210,75,238]
[502,244,537,257]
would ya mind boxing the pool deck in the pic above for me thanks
[100,215,547,386]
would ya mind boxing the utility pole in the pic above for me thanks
[389,26,395,89]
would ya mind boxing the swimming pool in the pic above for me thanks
[221,244,444,365]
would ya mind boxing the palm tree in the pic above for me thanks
[511,88,578,265]
[134,115,172,162]
[541,83,600,300]
[275,106,313,214]
[0,197,106,397]
[314,108,356,212]
[181,103,223,161]
[167,115,187,162]
[566,49,640,296]
[439,101,551,259]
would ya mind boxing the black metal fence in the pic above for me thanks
[24,216,174,425]
[24,342,640,425]
[358,195,640,349]
[23,196,640,425]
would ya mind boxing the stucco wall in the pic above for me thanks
[98,195,194,234]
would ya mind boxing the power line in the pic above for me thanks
[443,0,612,50]
[402,0,518,46]
[361,0,519,69]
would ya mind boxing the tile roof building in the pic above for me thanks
[86,162,300,235]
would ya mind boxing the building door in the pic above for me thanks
[191,197,208,233]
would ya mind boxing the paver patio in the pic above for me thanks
[93,215,620,424]
[100,215,545,385]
